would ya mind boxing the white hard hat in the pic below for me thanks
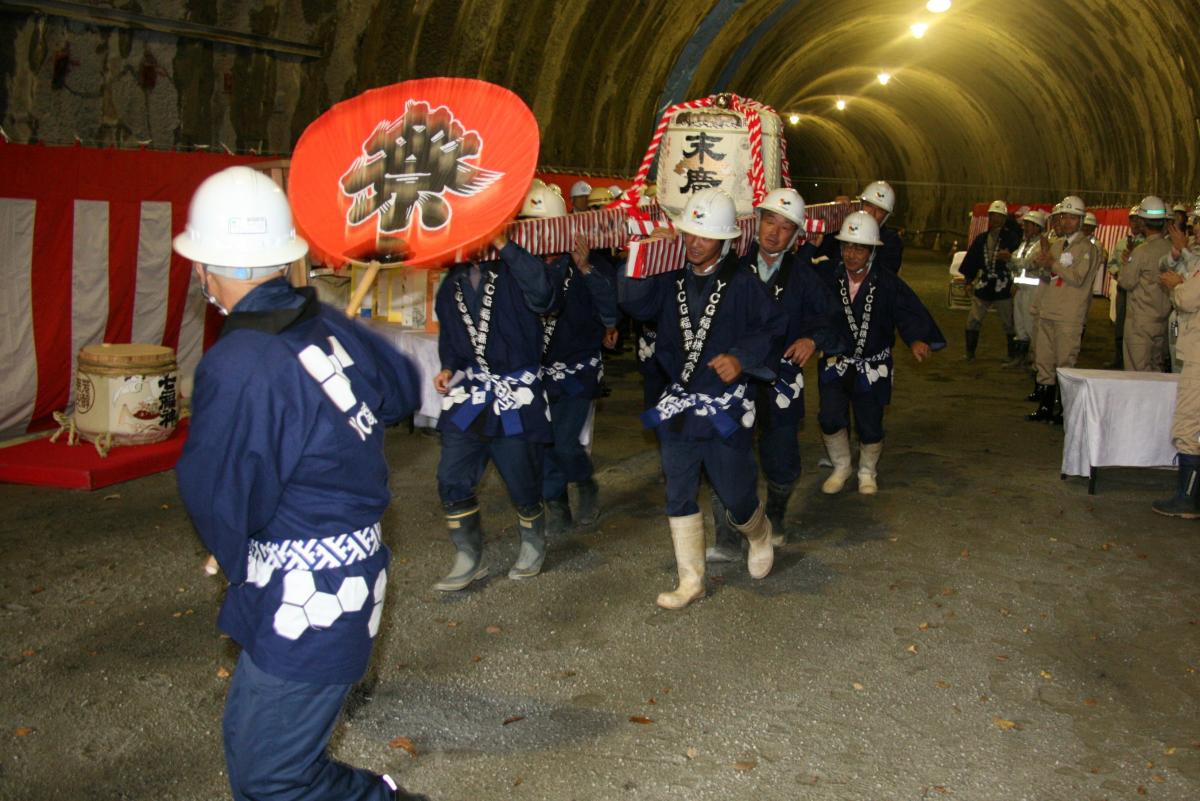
[1137,195,1169,221]
[835,210,883,246]
[756,187,806,227]
[173,166,307,271]
[860,180,896,213]
[675,188,741,240]
[1192,200,1200,217]
[570,180,592,198]
[987,200,1008,216]
[520,182,567,219]
[1022,209,1047,228]
[607,185,622,198]
[1058,196,1086,217]
[1083,212,1098,227]
[1173,202,1188,213]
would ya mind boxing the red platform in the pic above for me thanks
[0,420,189,490]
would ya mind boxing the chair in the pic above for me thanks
[947,251,972,309]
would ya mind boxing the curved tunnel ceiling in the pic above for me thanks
[3,0,1199,232]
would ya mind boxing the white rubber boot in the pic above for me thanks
[656,513,706,610]
[857,441,883,495]
[821,430,854,494]
[732,501,775,579]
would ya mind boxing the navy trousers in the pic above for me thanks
[437,428,543,512]
[817,368,885,444]
[660,436,759,523]
[543,395,594,499]
[223,651,395,801]
[757,420,802,486]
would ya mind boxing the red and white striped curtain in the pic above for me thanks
[0,144,267,439]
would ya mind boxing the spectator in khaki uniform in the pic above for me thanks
[1155,258,1200,518]
[1119,196,1175,372]
[1163,206,1200,371]
[1027,196,1102,424]
[1107,205,1144,369]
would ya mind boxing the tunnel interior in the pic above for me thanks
[2,0,1198,235]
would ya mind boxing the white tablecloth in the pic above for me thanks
[366,320,593,446]
[1058,367,1178,478]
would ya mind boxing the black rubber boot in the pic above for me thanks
[544,494,572,537]
[1025,374,1040,402]
[1051,384,1064,426]
[706,490,744,562]
[434,507,487,592]
[509,504,546,579]
[765,480,795,547]
[1002,336,1022,367]
[574,478,600,525]
[1026,384,1053,422]
[963,329,979,361]
[1108,338,1124,370]
[1152,454,1200,519]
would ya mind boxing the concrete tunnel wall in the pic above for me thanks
[2,0,1198,237]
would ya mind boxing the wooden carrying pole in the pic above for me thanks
[344,259,383,318]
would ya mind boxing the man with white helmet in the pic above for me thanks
[1163,200,1200,371]
[1107,204,1145,368]
[1118,196,1174,372]
[619,188,784,608]
[569,180,592,213]
[1027,196,1102,423]
[431,192,560,592]
[958,200,1022,362]
[857,180,905,274]
[174,166,427,801]
[1173,202,1189,231]
[522,183,619,536]
[1009,209,1049,372]
[1154,211,1200,516]
[702,187,840,559]
[815,211,944,495]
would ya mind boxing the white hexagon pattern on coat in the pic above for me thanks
[336,575,369,613]
[281,570,316,605]
[273,603,310,641]
[368,599,384,638]
[303,591,344,628]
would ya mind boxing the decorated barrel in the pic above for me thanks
[74,344,179,447]
[655,102,783,219]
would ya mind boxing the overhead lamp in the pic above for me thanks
[877,72,891,86]
[926,0,951,12]
[788,113,800,125]
[910,21,929,38]
[835,99,846,111]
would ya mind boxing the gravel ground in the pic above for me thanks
[2,252,1197,801]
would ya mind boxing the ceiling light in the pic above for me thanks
[788,113,800,125]
[926,0,951,12]
[910,22,929,38]
[835,99,846,111]
[877,72,891,85]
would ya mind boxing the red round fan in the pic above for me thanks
[289,78,540,268]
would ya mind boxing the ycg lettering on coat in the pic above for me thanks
[298,335,378,441]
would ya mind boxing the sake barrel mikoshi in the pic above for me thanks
[655,105,783,220]
[74,344,179,447]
